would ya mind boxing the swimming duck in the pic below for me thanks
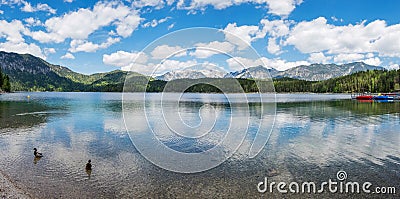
[33,148,43,157]
[85,160,92,170]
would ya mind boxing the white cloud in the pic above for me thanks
[150,45,185,59]
[190,41,235,58]
[156,59,198,73]
[168,23,175,30]
[260,18,291,37]
[0,10,3,14]
[21,1,56,14]
[142,17,171,28]
[177,0,302,17]
[69,37,121,53]
[333,53,365,63]
[64,0,74,3]
[308,52,331,63]
[331,16,343,22]
[61,52,75,59]
[285,17,400,57]
[103,51,148,67]
[0,41,45,59]
[386,63,399,70]
[114,12,142,38]
[0,19,45,58]
[29,2,142,43]
[0,19,27,43]
[266,38,281,54]
[44,48,56,55]
[223,22,264,50]
[265,0,303,17]
[24,17,43,26]
[226,56,309,71]
[132,0,165,9]
[362,57,381,66]
[259,19,291,54]
[122,59,201,75]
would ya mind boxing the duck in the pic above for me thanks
[33,148,43,157]
[85,160,92,170]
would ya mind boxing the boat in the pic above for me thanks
[373,95,394,100]
[356,95,373,100]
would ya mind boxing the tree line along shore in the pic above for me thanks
[1,68,399,93]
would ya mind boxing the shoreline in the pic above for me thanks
[0,170,31,199]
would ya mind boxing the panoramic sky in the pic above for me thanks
[0,0,400,74]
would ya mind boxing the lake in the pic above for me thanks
[0,92,399,198]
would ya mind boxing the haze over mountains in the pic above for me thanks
[0,51,390,91]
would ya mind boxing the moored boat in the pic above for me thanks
[373,95,394,100]
[356,95,373,100]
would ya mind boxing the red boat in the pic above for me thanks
[355,95,373,100]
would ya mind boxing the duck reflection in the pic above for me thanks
[33,156,42,164]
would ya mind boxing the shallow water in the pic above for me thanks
[0,92,398,198]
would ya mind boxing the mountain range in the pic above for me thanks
[156,62,385,81]
[0,51,389,91]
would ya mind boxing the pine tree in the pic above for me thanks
[0,68,3,89]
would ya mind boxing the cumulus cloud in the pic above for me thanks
[132,0,165,9]
[0,19,27,43]
[103,51,148,67]
[333,53,365,63]
[308,52,331,63]
[21,1,56,14]
[44,48,56,55]
[150,45,185,59]
[189,41,235,58]
[69,37,121,53]
[362,57,381,66]
[0,41,45,59]
[386,63,399,70]
[223,22,264,50]
[61,52,75,59]
[0,19,45,58]
[226,56,309,71]
[114,12,142,38]
[24,17,43,26]
[176,0,302,17]
[122,59,199,75]
[29,1,142,43]
[285,17,400,58]
[142,17,171,28]
[156,59,198,73]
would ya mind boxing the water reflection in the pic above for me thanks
[0,101,50,129]
[33,156,42,164]
[0,93,398,198]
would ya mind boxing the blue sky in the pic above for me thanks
[0,0,400,75]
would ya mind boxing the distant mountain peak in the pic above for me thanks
[276,62,385,81]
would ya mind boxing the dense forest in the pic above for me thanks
[273,69,400,93]
[0,68,11,92]
[3,68,400,93]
